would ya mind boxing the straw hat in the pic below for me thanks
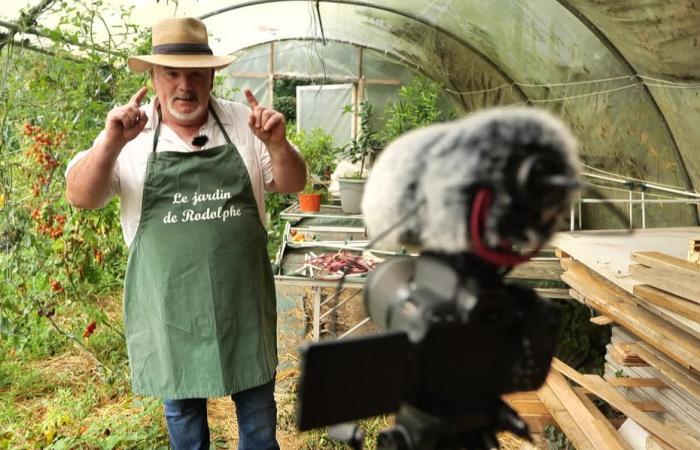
[127,17,234,73]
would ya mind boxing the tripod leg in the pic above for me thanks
[328,423,364,450]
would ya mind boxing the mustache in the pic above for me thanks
[172,94,198,102]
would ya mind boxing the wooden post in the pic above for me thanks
[268,42,275,108]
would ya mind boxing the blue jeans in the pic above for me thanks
[164,379,280,450]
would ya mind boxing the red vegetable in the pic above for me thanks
[83,321,97,338]
[307,250,376,277]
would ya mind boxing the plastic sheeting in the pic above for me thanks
[204,2,698,203]
[2,0,699,227]
[297,84,353,147]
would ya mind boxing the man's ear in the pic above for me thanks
[209,69,215,92]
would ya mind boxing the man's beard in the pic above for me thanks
[167,95,205,121]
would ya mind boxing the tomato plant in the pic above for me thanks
[0,1,148,364]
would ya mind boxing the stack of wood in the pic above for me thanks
[502,357,699,449]
[552,239,700,449]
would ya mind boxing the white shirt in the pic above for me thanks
[66,97,274,247]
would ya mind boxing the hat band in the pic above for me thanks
[153,43,213,55]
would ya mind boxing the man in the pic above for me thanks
[65,17,306,450]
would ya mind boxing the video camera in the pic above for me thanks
[296,107,581,449]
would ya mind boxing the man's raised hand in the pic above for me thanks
[245,89,287,151]
[104,86,149,151]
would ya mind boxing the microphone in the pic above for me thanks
[192,135,209,147]
[361,107,581,257]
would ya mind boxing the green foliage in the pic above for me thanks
[213,73,241,100]
[287,125,336,178]
[337,101,379,177]
[0,3,169,448]
[0,1,148,360]
[274,96,297,123]
[274,78,315,98]
[553,299,610,374]
[0,349,168,449]
[265,193,293,260]
[271,78,318,124]
[381,76,455,143]
[544,425,576,450]
[287,124,336,191]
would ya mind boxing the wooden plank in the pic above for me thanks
[628,342,700,403]
[573,388,634,450]
[648,435,675,450]
[507,260,563,281]
[503,392,562,418]
[555,248,570,258]
[617,343,647,365]
[537,383,596,450]
[591,315,614,326]
[561,262,700,372]
[553,230,700,334]
[687,238,700,265]
[610,345,648,366]
[621,270,700,339]
[631,252,700,304]
[546,372,627,450]
[364,78,402,86]
[552,229,700,295]
[632,251,700,279]
[633,283,700,323]
[519,414,557,434]
[607,329,700,432]
[567,284,699,371]
[560,255,574,270]
[568,283,699,372]
[607,377,668,389]
[551,359,698,450]
[610,348,648,367]
[631,401,665,413]
[507,401,550,416]
[534,287,572,299]
[503,391,540,402]
[573,388,665,412]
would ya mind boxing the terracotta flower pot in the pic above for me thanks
[299,192,322,212]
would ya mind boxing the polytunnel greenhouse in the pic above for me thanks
[1,1,699,449]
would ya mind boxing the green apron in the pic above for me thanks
[123,106,277,399]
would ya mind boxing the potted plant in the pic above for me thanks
[337,101,381,214]
[289,126,335,213]
[298,179,323,212]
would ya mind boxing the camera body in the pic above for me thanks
[297,253,561,449]
[365,253,560,409]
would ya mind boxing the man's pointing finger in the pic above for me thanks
[244,89,259,109]
[130,86,148,107]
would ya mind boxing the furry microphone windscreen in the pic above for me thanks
[361,107,580,253]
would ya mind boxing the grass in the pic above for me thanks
[0,341,168,449]
[1,289,531,450]
[0,290,344,449]
[0,291,168,450]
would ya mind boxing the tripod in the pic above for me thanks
[330,398,530,450]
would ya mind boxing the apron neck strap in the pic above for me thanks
[152,100,233,153]
[153,108,162,153]
[209,103,233,145]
